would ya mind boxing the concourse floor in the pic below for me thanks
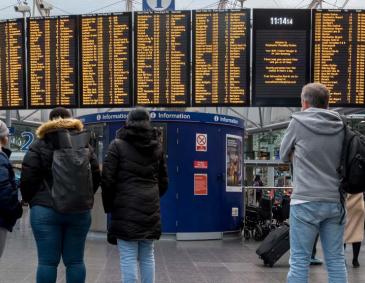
[0,208,364,283]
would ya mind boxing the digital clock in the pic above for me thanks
[270,17,294,25]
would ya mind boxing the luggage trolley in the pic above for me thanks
[242,186,292,241]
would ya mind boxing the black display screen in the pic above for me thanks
[312,10,365,107]
[28,16,78,108]
[0,19,25,109]
[79,13,132,107]
[253,9,311,107]
[135,11,191,107]
[192,10,250,106]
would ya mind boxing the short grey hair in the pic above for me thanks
[301,83,330,109]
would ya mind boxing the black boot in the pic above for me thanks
[353,259,360,268]
[352,242,361,268]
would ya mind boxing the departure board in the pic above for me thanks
[28,16,78,108]
[80,13,132,107]
[313,10,365,106]
[135,11,190,107]
[0,19,25,109]
[253,9,311,107]
[192,10,250,106]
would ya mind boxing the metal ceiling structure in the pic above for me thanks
[308,0,323,9]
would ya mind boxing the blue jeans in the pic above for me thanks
[287,202,347,283]
[30,205,91,283]
[117,239,155,283]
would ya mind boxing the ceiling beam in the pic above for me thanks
[258,107,263,128]
[308,0,323,9]
[22,110,39,121]
[218,0,229,9]
[341,0,350,8]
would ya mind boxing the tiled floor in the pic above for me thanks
[0,208,364,283]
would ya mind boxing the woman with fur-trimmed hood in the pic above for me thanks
[20,107,100,283]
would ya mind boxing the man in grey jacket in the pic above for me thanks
[280,83,347,283]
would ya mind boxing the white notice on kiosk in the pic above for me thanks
[196,133,207,152]
[232,207,239,217]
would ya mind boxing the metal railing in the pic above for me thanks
[244,186,293,190]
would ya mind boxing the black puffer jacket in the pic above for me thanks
[0,149,22,231]
[20,119,101,208]
[101,124,168,241]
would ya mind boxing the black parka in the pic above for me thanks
[101,124,168,240]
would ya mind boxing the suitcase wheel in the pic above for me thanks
[243,229,250,240]
[254,225,263,241]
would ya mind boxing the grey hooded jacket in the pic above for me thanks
[280,108,344,202]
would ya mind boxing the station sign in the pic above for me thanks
[79,111,245,129]
[143,0,175,11]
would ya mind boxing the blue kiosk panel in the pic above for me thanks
[79,111,244,239]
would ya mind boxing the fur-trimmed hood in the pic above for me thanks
[36,118,84,139]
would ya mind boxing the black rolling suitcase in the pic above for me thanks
[256,224,290,267]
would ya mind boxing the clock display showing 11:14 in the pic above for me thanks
[270,17,294,25]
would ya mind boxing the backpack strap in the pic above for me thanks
[337,116,348,179]
[338,115,348,225]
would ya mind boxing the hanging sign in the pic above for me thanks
[143,0,175,11]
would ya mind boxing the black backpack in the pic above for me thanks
[338,118,365,194]
[45,130,94,213]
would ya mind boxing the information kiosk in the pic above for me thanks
[79,111,245,240]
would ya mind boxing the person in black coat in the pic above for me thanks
[20,108,101,283]
[0,120,22,258]
[102,108,168,283]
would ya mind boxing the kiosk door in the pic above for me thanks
[158,124,177,233]
[174,124,224,240]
